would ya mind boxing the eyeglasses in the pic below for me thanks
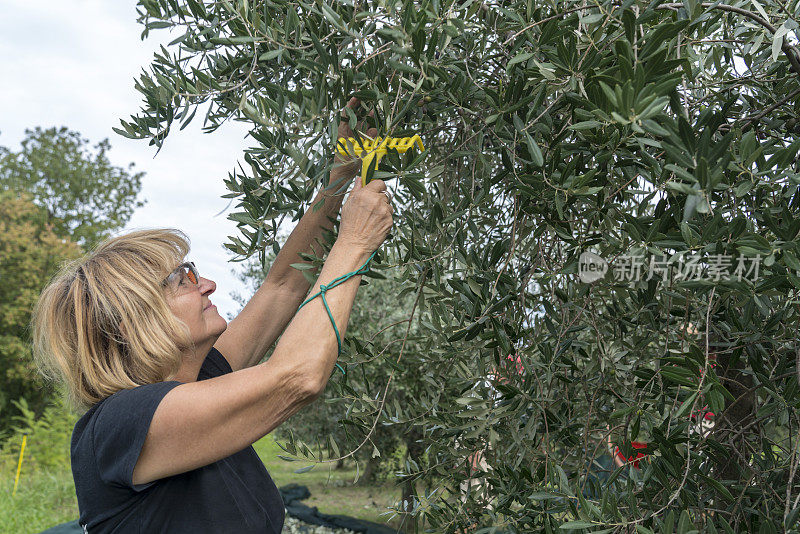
[163,262,199,288]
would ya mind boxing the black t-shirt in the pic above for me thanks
[71,347,285,533]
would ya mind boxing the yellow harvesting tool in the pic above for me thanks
[336,134,425,186]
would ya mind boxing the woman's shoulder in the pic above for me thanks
[73,346,229,436]
[72,381,182,446]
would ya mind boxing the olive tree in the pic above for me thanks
[121,0,800,531]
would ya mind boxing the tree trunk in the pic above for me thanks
[401,427,424,533]
[712,347,756,482]
[358,455,381,485]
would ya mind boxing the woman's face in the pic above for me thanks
[164,264,227,347]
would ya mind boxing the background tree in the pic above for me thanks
[124,0,800,531]
[0,127,145,248]
[0,191,80,439]
[0,128,145,440]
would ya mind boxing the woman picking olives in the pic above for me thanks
[32,98,392,533]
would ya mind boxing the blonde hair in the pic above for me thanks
[32,229,194,413]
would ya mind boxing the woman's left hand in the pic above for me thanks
[329,97,377,191]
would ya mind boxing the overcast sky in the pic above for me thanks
[0,0,261,319]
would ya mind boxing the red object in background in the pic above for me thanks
[611,406,714,470]
[492,354,525,384]
[502,354,524,375]
[692,361,717,421]
[609,335,717,470]
[690,407,715,421]
[614,441,648,469]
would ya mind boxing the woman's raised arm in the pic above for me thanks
[215,97,377,372]
[132,178,392,486]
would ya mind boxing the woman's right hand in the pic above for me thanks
[337,177,393,254]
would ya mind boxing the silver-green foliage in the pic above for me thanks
[123,0,800,531]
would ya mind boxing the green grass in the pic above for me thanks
[0,434,405,533]
[0,463,79,534]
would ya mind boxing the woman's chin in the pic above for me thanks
[215,317,228,334]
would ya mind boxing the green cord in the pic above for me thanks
[297,250,378,376]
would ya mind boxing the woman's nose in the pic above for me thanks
[199,277,216,295]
